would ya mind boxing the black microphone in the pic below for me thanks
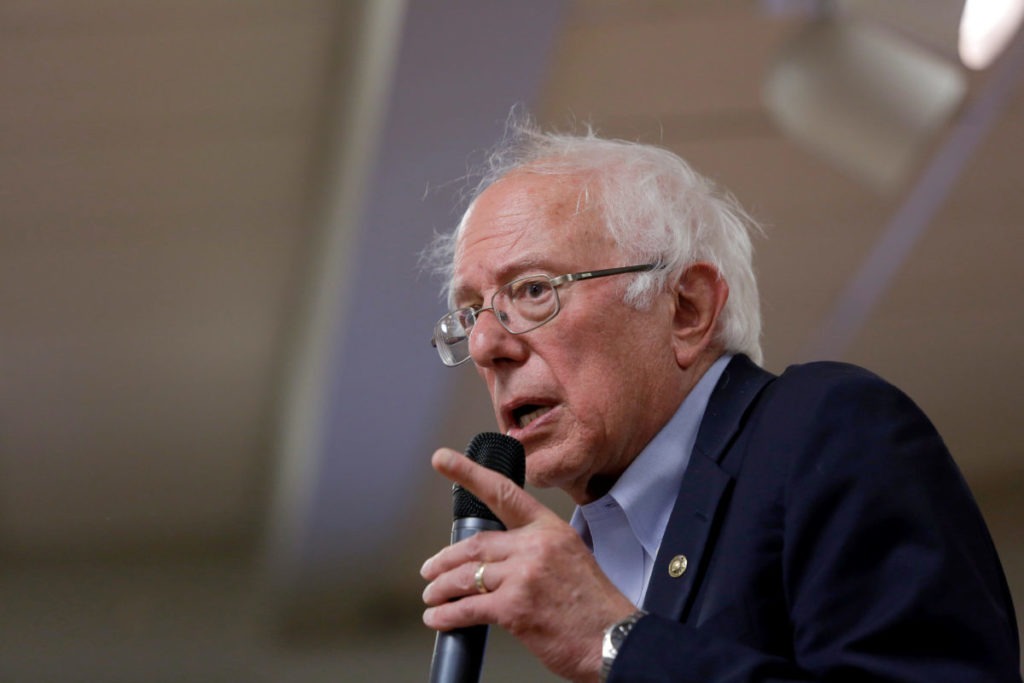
[428,432,526,683]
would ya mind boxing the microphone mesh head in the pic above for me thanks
[452,432,525,521]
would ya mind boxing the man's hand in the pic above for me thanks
[421,447,636,683]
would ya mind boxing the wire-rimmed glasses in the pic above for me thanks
[431,263,660,366]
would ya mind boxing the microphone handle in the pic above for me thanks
[428,517,506,683]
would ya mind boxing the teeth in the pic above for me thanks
[517,406,551,429]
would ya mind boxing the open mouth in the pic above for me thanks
[511,404,552,430]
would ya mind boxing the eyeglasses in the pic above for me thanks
[431,263,660,366]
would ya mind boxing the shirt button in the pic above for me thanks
[668,554,688,578]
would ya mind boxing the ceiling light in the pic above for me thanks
[763,18,966,191]
[838,0,1024,70]
[959,0,1024,69]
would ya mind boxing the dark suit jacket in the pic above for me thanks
[612,355,1021,682]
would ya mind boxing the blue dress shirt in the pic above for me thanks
[571,354,733,605]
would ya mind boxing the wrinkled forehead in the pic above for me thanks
[448,172,619,301]
[453,171,613,265]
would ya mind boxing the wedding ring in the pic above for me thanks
[474,562,489,594]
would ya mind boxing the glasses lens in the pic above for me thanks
[434,309,473,366]
[498,276,558,332]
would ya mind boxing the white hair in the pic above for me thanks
[425,119,764,364]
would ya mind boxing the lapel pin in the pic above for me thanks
[668,554,688,578]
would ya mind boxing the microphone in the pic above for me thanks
[428,432,526,683]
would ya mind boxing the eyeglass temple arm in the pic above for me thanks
[556,262,661,286]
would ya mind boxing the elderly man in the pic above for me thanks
[419,125,1021,682]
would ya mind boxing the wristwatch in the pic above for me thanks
[599,609,647,683]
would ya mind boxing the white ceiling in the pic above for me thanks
[1,0,345,552]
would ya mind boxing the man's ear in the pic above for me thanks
[671,263,729,369]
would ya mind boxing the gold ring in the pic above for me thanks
[474,562,489,594]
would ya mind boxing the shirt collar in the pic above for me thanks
[572,353,733,558]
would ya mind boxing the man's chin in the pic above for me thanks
[524,448,586,497]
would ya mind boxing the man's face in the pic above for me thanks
[451,172,685,504]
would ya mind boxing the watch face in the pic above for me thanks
[603,610,646,673]
[610,622,631,650]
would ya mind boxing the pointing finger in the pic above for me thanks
[432,447,553,530]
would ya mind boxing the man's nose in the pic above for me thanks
[468,307,526,367]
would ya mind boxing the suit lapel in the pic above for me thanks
[642,355,774,620]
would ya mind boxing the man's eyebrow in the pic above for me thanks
[450,256,551,307]
[449,281,476,308]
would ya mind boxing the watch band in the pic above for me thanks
[599,609,647,683]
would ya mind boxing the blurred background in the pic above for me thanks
[1,1,1021,681]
